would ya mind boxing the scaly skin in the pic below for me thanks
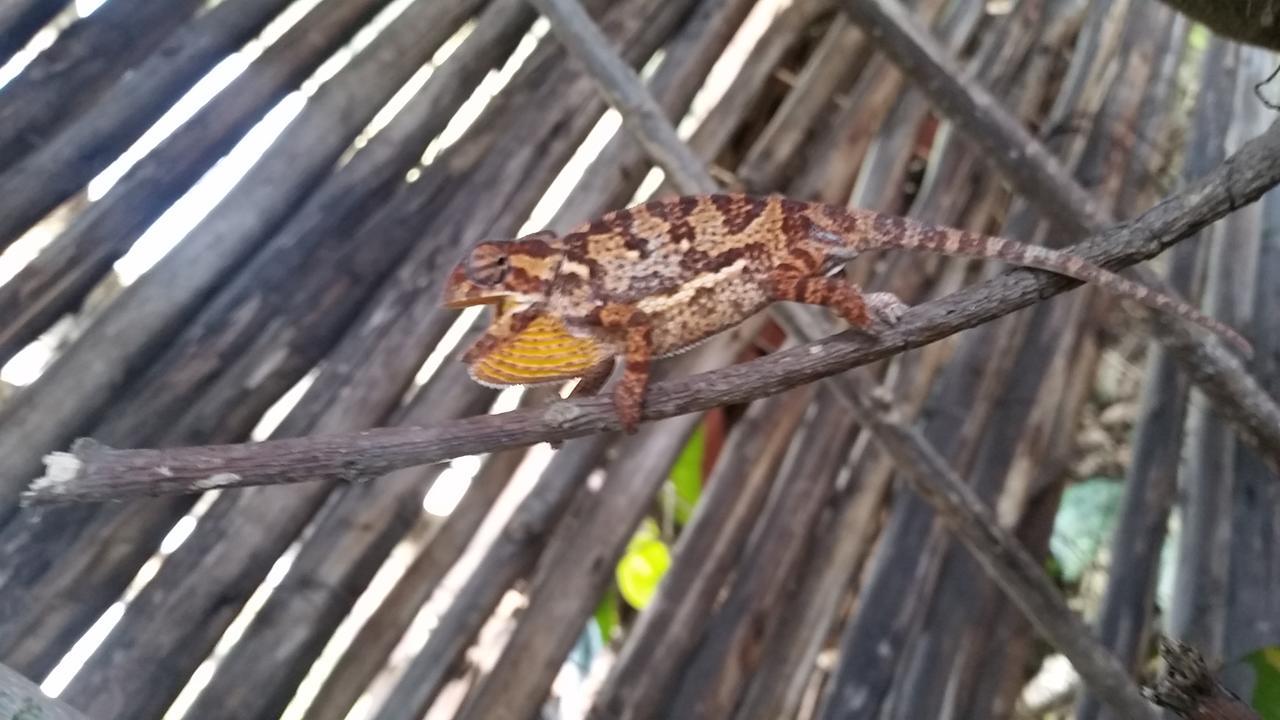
[442,193,1250,431]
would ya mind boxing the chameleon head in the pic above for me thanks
[442,233,563,311]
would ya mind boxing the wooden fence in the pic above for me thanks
[0,0,1277,718]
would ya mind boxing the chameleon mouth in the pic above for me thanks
[441,265,509,309]
[442,294,506,309]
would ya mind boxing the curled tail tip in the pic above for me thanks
[1225,328,1254,359]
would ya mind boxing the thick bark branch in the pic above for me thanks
[23,108,1280,501]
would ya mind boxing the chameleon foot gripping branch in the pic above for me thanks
[442,193,1249,432]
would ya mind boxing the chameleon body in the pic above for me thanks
[442,193,1249,431]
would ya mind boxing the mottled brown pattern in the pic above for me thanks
[871,211,907,238]
[779,203,812,245]
[442,192,1251,432]
[710,193,768,234]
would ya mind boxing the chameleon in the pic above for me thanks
[442,193,1249,432]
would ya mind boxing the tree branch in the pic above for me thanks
[1146,638,1262,720]
[23,116,1280,503]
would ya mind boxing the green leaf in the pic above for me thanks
[616,518,672,610]
[594,585,620,643]
[667,426,705,525]
[1049,478,1124,583]
[1245,646,1280,720]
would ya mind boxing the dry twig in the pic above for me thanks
[1145,638,1262,720]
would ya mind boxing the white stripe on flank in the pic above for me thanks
[635,258,748,315]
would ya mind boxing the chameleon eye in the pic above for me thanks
[465,243,510,286]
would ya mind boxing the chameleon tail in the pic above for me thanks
[808,203,1252,357]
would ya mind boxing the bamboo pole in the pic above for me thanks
[835,0,1280,477]
[0,0,67,63]
[450,415,706,720]
[1168,40,1266,659]
[0,0,484,520]
[0,0,205,166]
[367,434,613,720]
[298,444,528,720]
[0,0,296,248]
[585,388,813,720]
[665,399,859,718]
[0,0,522,673]
[0,0,404,369]
[180,357,498,720]
[546,0,760,230]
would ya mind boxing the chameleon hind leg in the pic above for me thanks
[766,270,907,328]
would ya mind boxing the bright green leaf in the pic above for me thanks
[594,585,620,643]
[617,521,672,610]
[1245,646,1280,720]
[667,426,705,525]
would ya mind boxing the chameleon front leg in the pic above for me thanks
[591,304,654,433]
[766,270,908,328]
[568,357,616,399]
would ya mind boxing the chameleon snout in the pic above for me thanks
[442,264,505,309]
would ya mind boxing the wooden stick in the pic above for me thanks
[299,444,526,720]
[179,370,498,720]
[526,0,719,194]
[0,0,67,64]
[0,0,295,248]
[0,0,205,168]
